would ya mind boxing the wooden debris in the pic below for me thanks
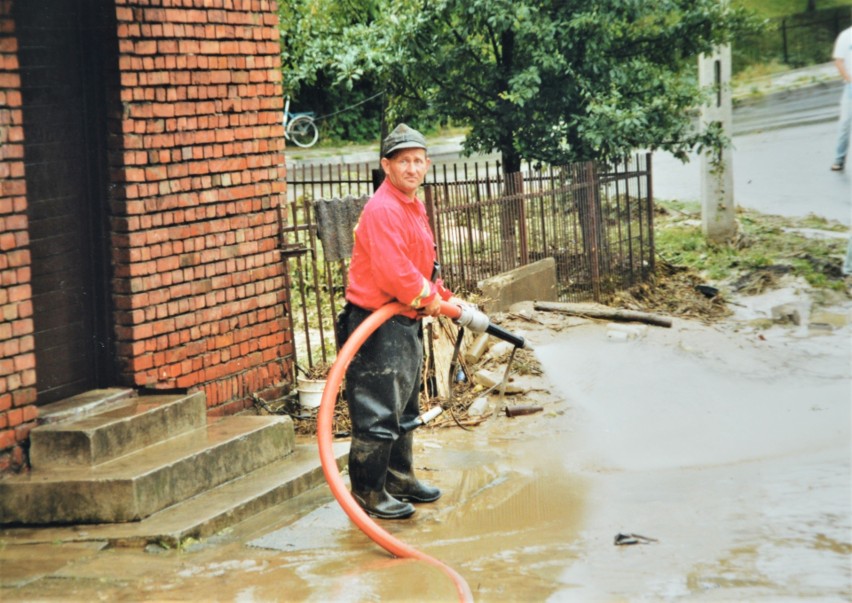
[504,405,543,417]
[534,301,673,328]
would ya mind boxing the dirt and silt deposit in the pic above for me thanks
[2,270,850,601]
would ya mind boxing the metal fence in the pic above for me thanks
[734,6,852,72]
[424,156,654,304]
[283,155,655,370]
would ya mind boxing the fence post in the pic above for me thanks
[781,18,789,64]
[498,171,519,271]
[424,184,438,248]
[514,172,529,266]
[575,161,602,301]
[371,168,384,193]
[645,153,656,276]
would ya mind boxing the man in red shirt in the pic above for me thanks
[338,124,451,519]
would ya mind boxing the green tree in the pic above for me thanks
[277,0,386,142]
[279,0,757,169]
[376,0,756,172]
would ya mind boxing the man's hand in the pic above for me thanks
[420,295,442,317]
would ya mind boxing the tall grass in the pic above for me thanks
[734,0,852,19]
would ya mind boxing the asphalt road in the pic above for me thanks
[732,79,843,135]
[653,118,851,226]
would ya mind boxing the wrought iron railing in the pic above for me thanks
[283,154,655,370]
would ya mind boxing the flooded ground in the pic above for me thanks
[2,294,850,602]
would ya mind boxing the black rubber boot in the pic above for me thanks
[386,432,441,503]
[349,438,415,519]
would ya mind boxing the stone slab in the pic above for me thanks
[30,392,207,468]
[0,415,295,525]
[36,388,137,425]
[0,442,348,548]
[478,257,557,313]
[0,541,107,588]
[249,499,350,552]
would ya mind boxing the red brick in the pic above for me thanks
[5,408,21,429]
[21,404,37,423]
[0,232,15,251]
[134,40,157,55]
[13,388,35,408]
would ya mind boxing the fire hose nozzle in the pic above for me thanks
[455,304,490,333]
[453,304,533,351]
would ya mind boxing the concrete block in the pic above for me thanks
[478,258,557,313]
[771,303,801,326]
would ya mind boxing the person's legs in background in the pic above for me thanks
[832,84,852,171]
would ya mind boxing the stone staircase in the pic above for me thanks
[0,389,347,546]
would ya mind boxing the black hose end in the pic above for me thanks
[485,323,530,350]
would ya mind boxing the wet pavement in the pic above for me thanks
[652,120,851,227]
[2,292,850,601]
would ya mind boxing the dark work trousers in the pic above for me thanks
[341,304,422,442]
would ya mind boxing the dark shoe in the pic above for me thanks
[386,432,441,503]
[386,471,441,503]
[349,437,415,519]
[352,489,415,519]
[831,163,844,171]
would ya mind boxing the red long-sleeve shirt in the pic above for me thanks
[346,179,449,318]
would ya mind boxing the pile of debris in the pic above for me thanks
[610,260,732,324]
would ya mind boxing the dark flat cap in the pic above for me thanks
[383,123,427,157]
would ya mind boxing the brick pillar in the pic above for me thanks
[0,1,38,472]
[110,0,292,414]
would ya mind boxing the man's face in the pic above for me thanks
[381,148,430,198]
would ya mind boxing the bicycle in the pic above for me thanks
[283,96,319,148]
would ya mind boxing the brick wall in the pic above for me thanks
[0,1,38,472]
[110,0,293,414]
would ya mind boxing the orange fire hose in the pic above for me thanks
[317,301,473,603]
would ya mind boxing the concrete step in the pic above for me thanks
[36,388,137,425]
[0,442,349,548]
[30,392,207,469]
[0,415,295,525]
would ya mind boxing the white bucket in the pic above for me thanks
[297,378,326,409]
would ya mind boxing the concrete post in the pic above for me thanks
[699,44,737,243]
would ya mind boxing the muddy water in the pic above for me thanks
[4,316,850,602]
[534,320,852,601]
[242,423,590,602]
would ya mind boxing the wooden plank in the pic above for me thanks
[534,301,673,328]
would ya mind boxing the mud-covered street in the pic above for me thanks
[2,287,850,602]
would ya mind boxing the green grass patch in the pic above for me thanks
[655,200,849,291]
[733,0,852,19]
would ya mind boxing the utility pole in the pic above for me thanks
[699,44,737,243]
